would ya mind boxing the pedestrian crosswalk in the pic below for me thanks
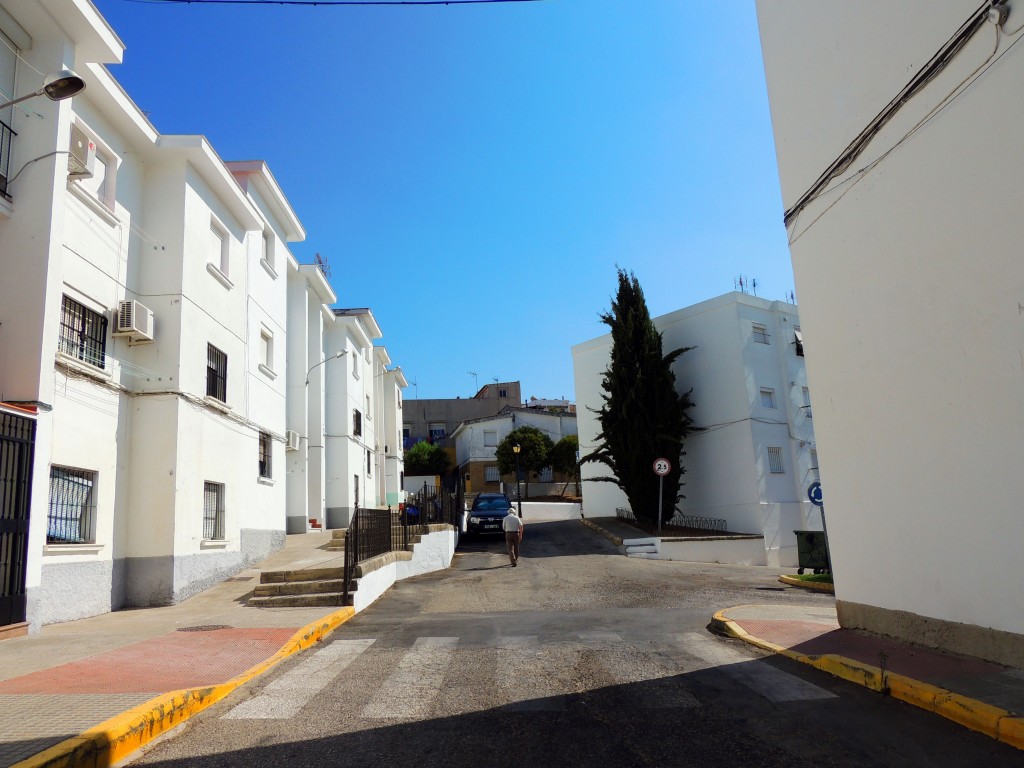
[223,631,835,722]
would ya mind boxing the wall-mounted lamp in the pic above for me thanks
[305,350,347,386]
[0,70,86,111]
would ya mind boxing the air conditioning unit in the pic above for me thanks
[68,124,96,179]
[285,430,301,451]
[113,300,154,342]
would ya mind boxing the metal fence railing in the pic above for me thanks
[343,484,462,605]
[615,505,728,533]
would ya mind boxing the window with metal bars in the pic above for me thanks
[58,295,107,369]
[258,432,272,479]
[752,323,770,344]
[206,344,227,402]
[203,482,224,540]
[485,465,500,482]
[767,447,785,474]
[47,466,96,544]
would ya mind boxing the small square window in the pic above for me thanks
[767,447,784,474]
[760,388,776,409]
[203,481,225,540]
[429,423,445,443]
[752,324,770,344]
[483,430,498,447]
[498,388,508,398]
[47,466,97,544]
[258,432,272,479]
[58,295,107,369]
[210,223,229,277]
[485,466,500,482]
[207,344,227,402]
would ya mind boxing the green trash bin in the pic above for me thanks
[793,530,830,574]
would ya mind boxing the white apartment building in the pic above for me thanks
[572,292,817,567]
[0,1,406,637]
[757,1,1024,665]
[452,407,577,495]
[324,308,383,528]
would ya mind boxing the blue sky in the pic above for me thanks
[93,0,793,401]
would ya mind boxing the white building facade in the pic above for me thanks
[572,292,818,567]
[757,1,1024,664]
[0,0,405,635]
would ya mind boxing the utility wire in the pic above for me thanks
[124,0,543,6]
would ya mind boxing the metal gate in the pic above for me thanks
[0,411,35,627]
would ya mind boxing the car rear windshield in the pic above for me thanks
[473,497,511,511]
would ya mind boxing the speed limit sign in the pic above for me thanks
[653,458,671,476]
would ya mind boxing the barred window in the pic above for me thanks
[58,295,107,369]
[767,447,784,474]
[485,466,500,483]
[206,344,227,402]
[47,466,96,544]
[752,323,770,344]
[258,432,272,479]
[203,482,225,540]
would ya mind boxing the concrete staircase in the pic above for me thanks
[249,566,353,608]
[249,526,425,608]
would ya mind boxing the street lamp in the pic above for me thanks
[305,350,347,385]
[512,443,522,518]
[0,70,86,111]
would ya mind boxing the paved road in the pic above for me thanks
[128,518,1024,767]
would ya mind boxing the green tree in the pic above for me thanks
[582,269,695,526]
[549,434,580,497]
[496,426,554,501]
[404,440,450,476]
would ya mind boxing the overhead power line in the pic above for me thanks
[125,0,543,6]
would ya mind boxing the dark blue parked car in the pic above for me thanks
[465,493,514,536]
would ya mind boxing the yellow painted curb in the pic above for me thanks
[714,606,1023,753]
[580,518,622,546]
[12,606,356,768]
[778,575,835,593]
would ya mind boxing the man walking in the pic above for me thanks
[502,509,523,566]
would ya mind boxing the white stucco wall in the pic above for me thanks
[572,293,816,566]
[757,1,1024,635]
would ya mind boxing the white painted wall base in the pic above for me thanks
[352,526,455,613]
[622,536,767,566]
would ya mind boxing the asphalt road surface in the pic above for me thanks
[129,513,1024,767]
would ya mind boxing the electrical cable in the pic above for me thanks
[784,1,994,231]
[789,18,1015,245]
[125,0,542,5]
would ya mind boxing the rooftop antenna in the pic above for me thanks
[492,377,499,384]
[751,277,758,296]
[786,290,796,304]
[468,371,478,392]
[409,377,418,398]
[734,274,746,294]
[313,252,331,279]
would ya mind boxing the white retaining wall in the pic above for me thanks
[352,526,456,612]
[623,536,767,566]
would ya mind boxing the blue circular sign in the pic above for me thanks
[807,481,823,507]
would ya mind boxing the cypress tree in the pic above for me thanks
[582,269,695,525]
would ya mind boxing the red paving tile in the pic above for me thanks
[0,628,297,694]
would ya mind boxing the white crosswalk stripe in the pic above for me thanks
[577,632,700,709]
[361,636,459,719]
[224,638,375,719]
[676,632,836,702]
[219,631,834,722]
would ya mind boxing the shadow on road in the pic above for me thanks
[456,519,617,560]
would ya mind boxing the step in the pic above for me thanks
[260,567,346,584]
[331,529,347,541]
[249,592,351,609]
[253,578,350,598]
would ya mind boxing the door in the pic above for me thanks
[0,411,35,627]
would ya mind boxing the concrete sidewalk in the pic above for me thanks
[712,603,1024,751]
[0,532,353,768]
